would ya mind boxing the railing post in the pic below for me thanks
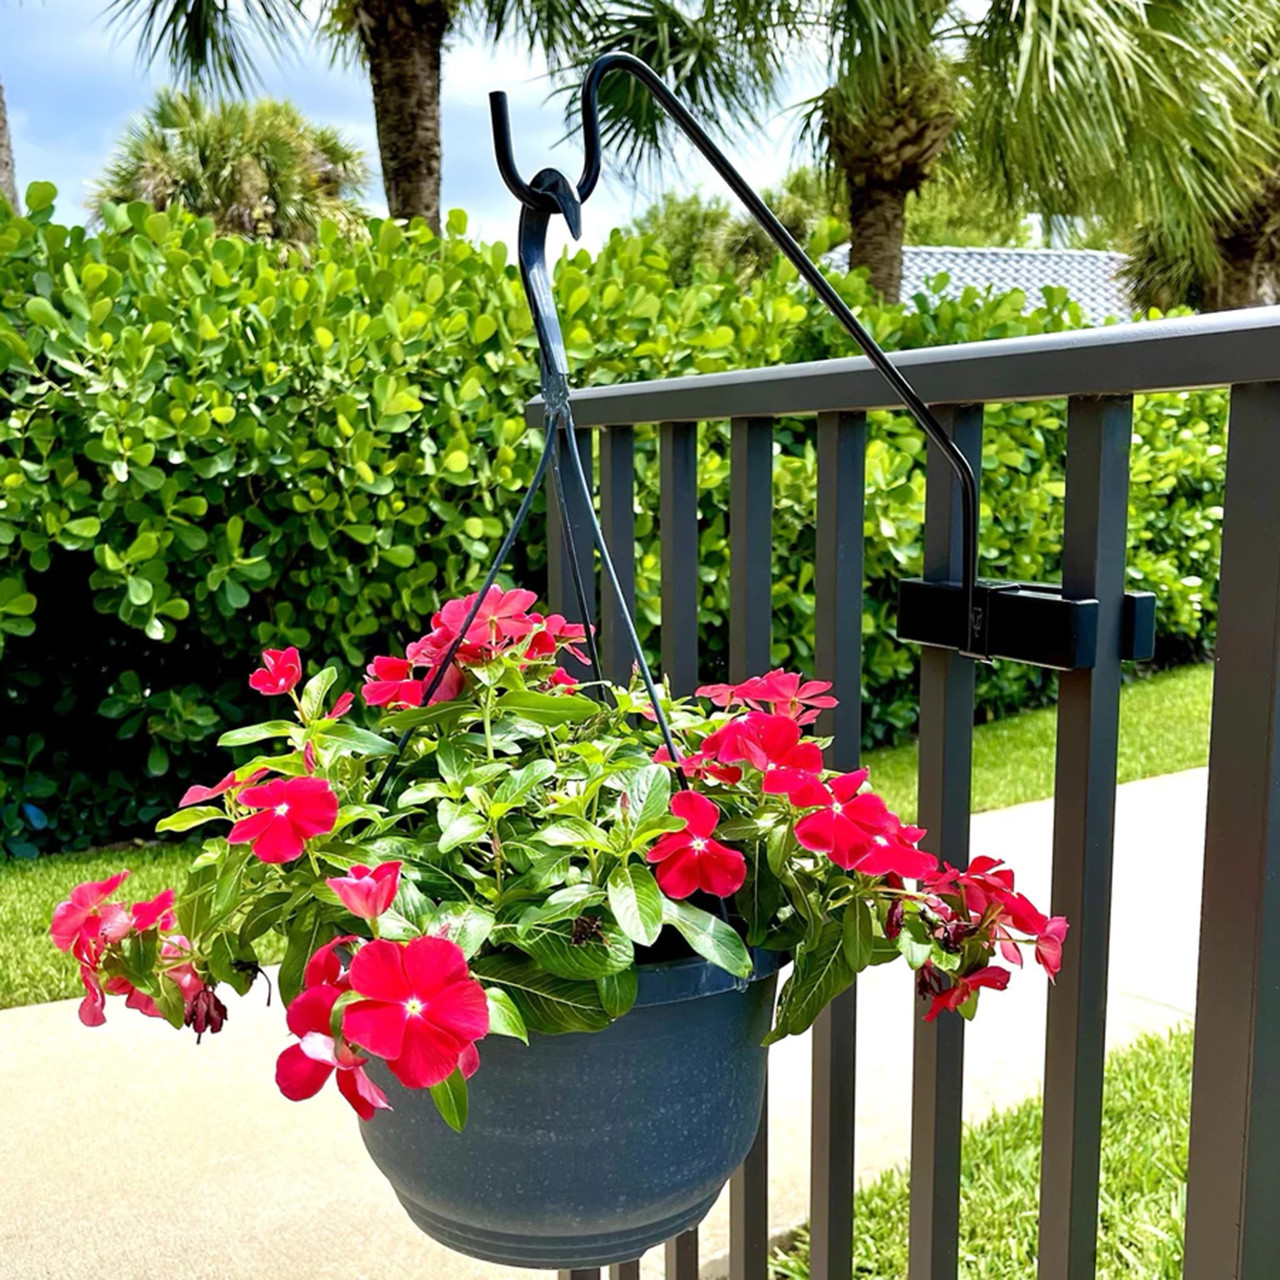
[1184,381,1280,1279]
[599,425,637,685]
[729,415,774,1280]
[660,420,700,695]
[665,1229,699,1279]
[1036,395,1132,1280]
[909,403,982,1280]
[809,409,866,1280]
[547,425,597,682]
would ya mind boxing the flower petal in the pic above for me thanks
[343,999,409,1063]
[670,789,720,837]
[402,936,468,1000]
[387,1019,465,1090]
[276,1043,335,1101]
[349,939,412,1003]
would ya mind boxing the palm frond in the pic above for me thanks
[105,0,306,92]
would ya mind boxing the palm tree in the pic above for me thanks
[89,89,368,243]
[105,0,593,232]
[0,72,17,213]
[571,1,1275,302]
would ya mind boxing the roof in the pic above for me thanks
[899,245,1134,324]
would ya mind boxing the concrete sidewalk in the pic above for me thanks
[0,769,1205,1280]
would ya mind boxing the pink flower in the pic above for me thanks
[178,767,267,808]
[362,655,423,708]
[731,713,825,797]
[327,691,355,719]
[645,791,747,899]
[343,937,489,1090]
[546,667,579,692]
[654,743,743,786]
[276,983,391,1121]
[920,962,1011,1022]
[327,863,402,921]
[1035,917,1070,981]
[130,888,176,933]
[77,964,106,1027]
[436,586,538,655]
[697,670,838,726]
[104,936,201,1021]
[229,776,339,863]
[791,773,938,878]
[305,935,360,990]
[50,871,132,961]
[524,613,591,665]
[249,647,302,697]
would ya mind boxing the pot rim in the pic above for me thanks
[633,946,787,1009]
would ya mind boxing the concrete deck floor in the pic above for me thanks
[0,769,1205,1280]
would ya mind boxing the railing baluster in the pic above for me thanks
[547,425,597,682]
[660,420,700,695]
[599,424,637,685]
[665,1230,699,1279]
[729,415,774,1280]
[609,1263,641,1280]
[560,1270,600,1280]
[810,409,866,1280]
[1183,381,1280,1279]
[909,404,982,1280]
[1036,395,1132,1280]
[730,416,774,679]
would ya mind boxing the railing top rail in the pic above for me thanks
[527,305,1280,428]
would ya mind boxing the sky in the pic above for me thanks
[1,2,818,251]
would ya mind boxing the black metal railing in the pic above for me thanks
[529,304,1280,1280]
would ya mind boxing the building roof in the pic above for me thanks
[899,245,1133,324]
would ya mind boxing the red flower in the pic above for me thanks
[276,983,392,1121]
[654,743,743,786]
[105,936,201,1022]
[50,871,132,962]
[77,964,107,1027]
[697,670,838,726]
[229,776,339,863]
[343,937,489,1090]
[645,791,747,899]
[305,934,360,990]
[249,647,302,697]
[524,613,591,665]
[327,862,402,921]
[1035,916,1070,980]
[546,667,579,693]
[791,773,938,878]
[729,713,824,797]
[361,655,422,709]
[920,962,1011,1022]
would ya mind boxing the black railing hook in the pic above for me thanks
[490,51,987,660]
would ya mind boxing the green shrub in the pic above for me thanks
[0,184,1225,854]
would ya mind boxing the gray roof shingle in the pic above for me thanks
[898,245,1133,323]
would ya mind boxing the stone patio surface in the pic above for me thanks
[0,769,1206,1280]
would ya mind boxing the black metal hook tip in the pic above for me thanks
[531,169,582,241]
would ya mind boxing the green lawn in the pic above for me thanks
[770,1027,1192,1278]
[0,663,1214,1011]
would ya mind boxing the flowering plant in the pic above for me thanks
[52,585,1065,1130]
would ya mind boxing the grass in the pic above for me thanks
[0,663,1214,1011]
[770,1027,1192,1278]
[868,662,1214,824]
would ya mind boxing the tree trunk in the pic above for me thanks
[357,0,450,230]
[848,185,907,301]
[0,75,17,214]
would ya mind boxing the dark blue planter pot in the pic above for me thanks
[360,949,783,1270]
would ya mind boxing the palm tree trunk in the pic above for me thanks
[0,75,17,214]
[357,0,450,230]
[848,185,907,300]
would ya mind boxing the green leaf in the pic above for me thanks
[300,667,337,721]
[471,953,611,1035]
[155,805,225,834]
[625,763,671,828]
[597,968,638,1018]
[516,884,606,936]
[662,898,753,978]
[506,917,634,981]
[767,921,854,1044]
[429,1068,469,1132]
[323,723,397,756]
[238,891,291,946]
[217,720,298,747]
[536,816,611,848]
[842,897,875,973]
[896,916,934,970]
[484,987,529,1043]
[496,691,599,726]
[427,901,494,958]
[279,907,330,1007]
[607,863,664,947]
[493,758,557,807]
[438,811,489,854]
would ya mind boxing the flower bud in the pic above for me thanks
[186,986,229,1042]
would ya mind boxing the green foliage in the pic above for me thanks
[89,89,369,245]
[0,184,1225,854]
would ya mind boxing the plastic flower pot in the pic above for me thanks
[359,948,784,1270]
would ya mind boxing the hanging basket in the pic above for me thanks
[360,951,783,1269]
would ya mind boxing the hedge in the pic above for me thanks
[0,184,1224,856]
